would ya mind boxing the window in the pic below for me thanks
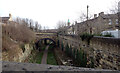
[116,19,118,24]
[109,19,112,25]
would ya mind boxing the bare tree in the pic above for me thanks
[35,21,38,32]
[56,20,66,29]
[14,17,22,24]
[29,19,34,30]
[109,0,119,14]
[38,24,42,32]
[25,18,29,26]
[56,21,67,35]
[79,12,93,22]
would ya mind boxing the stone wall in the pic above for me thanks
[58,35,120,70]
[2,61,117,72]
[18,44,33,62]
[90,37,120,70]
[2,44,33,62]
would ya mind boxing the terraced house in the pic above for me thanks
[73,12,119,35]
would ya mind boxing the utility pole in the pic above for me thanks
[86,5,92,34]
[86,5,89,33]
[87,5,89,21]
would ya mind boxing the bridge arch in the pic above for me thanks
[35,37,57,51]
[36,38,56,45]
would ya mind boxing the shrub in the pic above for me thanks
[80,33,94,45]
[89,57,94,68]
[57,40,60,47]
[65,43,69,56]
[72,48,76,60]
[69,46,72,57]
[103,33,114,37]
[93,33,103,36]
[61,42,64,51]
[4,21,36,43]
[75,48,87,67]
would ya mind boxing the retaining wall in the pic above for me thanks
[58,35,120,70]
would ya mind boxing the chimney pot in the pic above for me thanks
[99,12,104,16]
[94,14,97,18]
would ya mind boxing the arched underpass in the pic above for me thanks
[35,38,56,49]
[33,38,57,65]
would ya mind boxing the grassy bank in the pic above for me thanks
[47,51,57,65]
[25,50,43,64]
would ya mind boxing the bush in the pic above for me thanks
[93,34,103,36]
[72,48,76,60]
[75,48,87,67]
[61,42,64,51]
[65,43,69,56]
[80,33,94,45]
[89,57,94,68]
[69,46,72,57]
[4,21,36,43]
[103,33,114,37]
[57,40,60,47]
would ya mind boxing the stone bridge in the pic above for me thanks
[35,32,58,45]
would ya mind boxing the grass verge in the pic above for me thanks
[28,50,43,64]
[47,51,57,65]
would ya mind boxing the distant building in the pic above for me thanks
[1,13,12,24]
[67,19,70,26]
[74,12,119,35]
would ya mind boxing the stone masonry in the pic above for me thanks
[58,35,120,70]
[2,61,118,72]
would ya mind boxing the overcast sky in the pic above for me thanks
[0,0,119,29]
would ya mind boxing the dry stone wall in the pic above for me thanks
[58,35,120,70]
[90,37,120,70]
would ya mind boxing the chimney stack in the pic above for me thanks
[75,21,77,24]
[99,12,104,16]
[9,13,12,21]
[94,14,97,18]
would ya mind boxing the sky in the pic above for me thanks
[0,0,119,29]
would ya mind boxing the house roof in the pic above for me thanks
[75,13,118,26]
[101,14,118,19]
[2,17,10,21]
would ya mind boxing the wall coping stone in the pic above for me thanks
[2,61,119,72]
